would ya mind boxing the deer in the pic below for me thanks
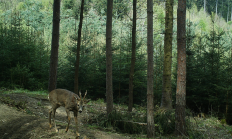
[48,89,89,137]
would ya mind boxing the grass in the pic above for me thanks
[184,115,232,139]
[37,101,42,106]
[0,87,48,99]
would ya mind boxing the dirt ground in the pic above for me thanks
[0,93,134,139]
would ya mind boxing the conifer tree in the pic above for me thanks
[48,0,61,92]
[128,0,137,112]
[147,0,155,137]
[106,0,113,115]
[175,0,186,135]
[161,0,174,110]
[74,0,85,94]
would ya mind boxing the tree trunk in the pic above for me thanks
[231,7,232,21]
[147,0,154,138]
[161,0,173,110]
[227,0,229,22]
[74,0,84,94]
[221,0,224,17]
[128,0,137,112]
[204,0,206,12]
[175,0,186,136]
[106,0,113,115]
[48,0,60,92]
[216,0,218,15]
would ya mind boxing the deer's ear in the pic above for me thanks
[84,99,90,104]
[74,95,80,101]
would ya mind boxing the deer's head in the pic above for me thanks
[74,90,89,113]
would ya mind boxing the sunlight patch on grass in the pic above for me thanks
[0,88,48,98]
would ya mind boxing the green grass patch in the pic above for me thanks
[0,88,48,99]
[95,98,104,104]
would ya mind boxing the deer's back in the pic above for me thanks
[49,89,78,109]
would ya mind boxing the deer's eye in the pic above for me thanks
[77,104,79,107]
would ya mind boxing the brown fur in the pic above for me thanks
[48,89,89,137]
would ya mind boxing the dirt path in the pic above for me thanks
[0,93,133,139]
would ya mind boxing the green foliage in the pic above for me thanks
[92,0,130,18]
[0,9,49,90]
[95,110,146,134]
[16,2,26,10]
[228,21,232,25]
[198,19,207,31]
[187,128,205,139]
[154,109,175,135]
[185,12,232,124]
[63,0,74,10]
[37,101,42,106]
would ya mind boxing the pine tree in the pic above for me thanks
[106,0,113,115]
[175,0,186,135]
[74,0,85,94]
[128,0,137,112]
[161,0,174,110]
[48,0,61,92]
[147,0,155,137]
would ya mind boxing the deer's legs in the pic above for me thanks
[52,108,58,132]
[65,109,71,132]
[74,111,80,137]
[49,108,52,128]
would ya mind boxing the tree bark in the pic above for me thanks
[147,0,154,138]
[216,0,218,15]
[48,0,60,92]
[175,0,186,136]
[204,0,206,12]
[74,0,84,94]
[231,7,232,21]
[161,0,173,110]
[106,0,113,115]
[128,0,137,112]
[227,0,229,22]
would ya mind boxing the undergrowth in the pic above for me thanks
[1,88,232,138]
[89,107,232,139]
[95,110,147,134]
[0,96,27,110]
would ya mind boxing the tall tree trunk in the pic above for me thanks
[222,0,224,17]
[175,0,186,135]
[204,0,206,12]
[48,0,60,92]
[128,0,137,112]
[227,0,229,22]
[106,0,113,115]
[227,47,232,120]
[147,0,154,138]
[74,0,84,94]
[161,0,173,110]
[216,0,218,15]
[231,7,232,21]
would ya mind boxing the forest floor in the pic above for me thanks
[0,90,138,139]
[1,89,232,139]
